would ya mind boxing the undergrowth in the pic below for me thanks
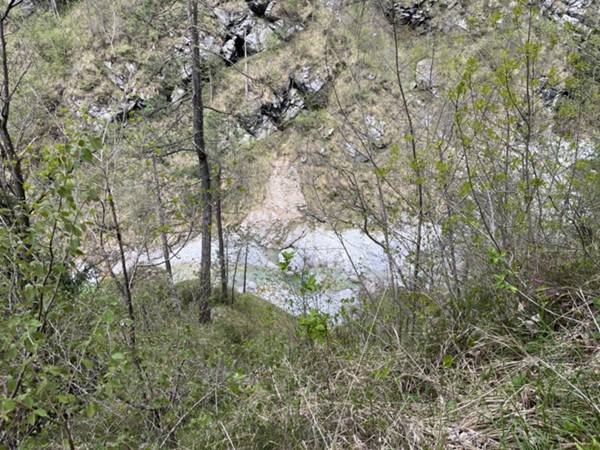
[10,267,596,449]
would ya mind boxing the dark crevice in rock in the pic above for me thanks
[114,96,146,123]
[261,88,303,126]
[240,65,332,138]
[537,76,566,108]
[383,0,431,30]
[246,0,271,18]
[222,33,256,65]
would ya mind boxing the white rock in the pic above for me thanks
[415,58,435,91]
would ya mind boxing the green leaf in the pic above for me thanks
[2,399,17,413]
[27,319,43,330]
[84,402,96,418]
[82,359,94,370]
[111,352,125,361]
[20,395,34,408]
[278,250,294,271]
[81,146,93,163]
[373,367,390,380]
[89,137,102,150]
[23,284,36,302]
[57,394,76,404]
[442,354,454,368]
[102,309,115,324]
[34,408,48,418]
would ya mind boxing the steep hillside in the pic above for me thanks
[1,0,600,448]
[11,0,598,281]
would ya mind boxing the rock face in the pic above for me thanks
[290,65,330,108]
[259,87,305,125]
[217,9,278,62]
[173,32,221,66]
[379,0,599,34]
[380,0,472,33]
[540,0,598,31]
[383,0,432,29]
[345,142,370,163]
[245,0,279,21]
[240,64,331,138]
[76,0,307,124]
[78,59,147,124]
[291,66,329,94]
[363,114,388,149]
[83,95,145,124]
[239,113,279,139]
[214,2,302,64]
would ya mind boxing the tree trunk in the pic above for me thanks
[150,155,181,312]
[0,8,30,307]
[50,0,59,16]
[188,0,212,323]
[151,156,173,281]
[242,243,248,294]
[106,181,137,348]
[231,245,242,304]
[0,17,29,238]
[215,165,227,302]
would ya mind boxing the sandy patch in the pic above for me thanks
[241,157,306,241]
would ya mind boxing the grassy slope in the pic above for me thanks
[100,274,599,449]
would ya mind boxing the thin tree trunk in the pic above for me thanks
[150,155,180,312]
[0,17,28,237]
[50,0,59,16]
[0,7,30,305]
[151,156,173,281]
[101,163,160,432]
[391,17,424,295]
[242,243,248,294]
[189,0,212,322]
[231,245,243,304]
[215,165,227,301]
[106,181,137,348]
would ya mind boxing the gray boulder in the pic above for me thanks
[415,58,435,91]
[364,114,387,149]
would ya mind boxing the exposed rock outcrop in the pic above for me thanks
[240,64,331,138]
[214,2,302,63]
[537,75,565,107]
[383,0,432,29]
[380,0,467,32]
[540,0,598,32]
[81,94,145,124]
[245,0,279,21]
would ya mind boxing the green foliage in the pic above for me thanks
[0,139,97,445]
[27,13,75,74]
[277,250,295,271]
[298,309,329,343]
[0,1,598,448]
